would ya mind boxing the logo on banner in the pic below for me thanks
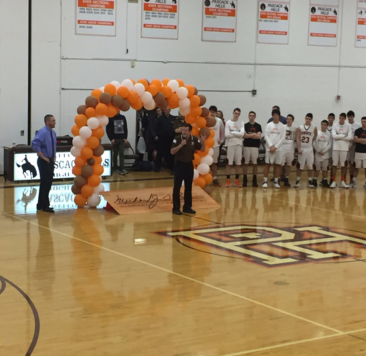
[156,225,366,267]
[16,155,38,179]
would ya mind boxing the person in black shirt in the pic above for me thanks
[106,111,128,175]
[155,107,176,173]
[146,108,161,164]
[243,111,262,187]
[353,117,366,188]
[171,124,207,215]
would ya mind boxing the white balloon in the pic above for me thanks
[167,80,179,93]
[179,98,190,109]
[141,91,153,104]
[201,155,213,166]
[134,83,145,97]
[79,126,92,139]
[180,106,190,116]
[70,146,81,157]
[87,194,101,207]
[110,80,120,90]
[99,86,105,92]
[144,100,156,111]
[197,163,210,175]
[121,79,134,91]
[72,136,86,149]
[193,169,199,180]
[93,184,105,195]
[97,115,109,127]
[208,148,214,156]
[176,87,188,99]
[87,117,100,129]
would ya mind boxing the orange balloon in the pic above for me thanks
[86,136,100,149]
[92,126,105,139]
[193,153,201,166]
[75,114,87,128]
[93,164,104,176]
[151,79,162,89]
[191,126,199,136]
[196,117,206,129]
[191,106,202,117]
[107,105,118,118]
[88,174,101,187]
[202,173,213,185]
[81,185,94,198]
[74,194,87,207]
[160,86,173,98]
[92,156,102,165]
[177,79,185,87]
[167,93,179,109]
[127,91,139,104]
[210,129,215,138]
[130,79,136,85]
[85,107,96,118]
[95,103,108,116]
[137,79,149,89]
[194,177,206,189]
[71,125,80,136]
[185,113,196,124]
[72,166,82,176]
[104,84,116,96]
[147,85,158,97]
[117,86,130,99]
[75,156,86,167]
[131,99,143,111]
[91,89,103,100]
[205,137,215,148]
[81,146,93,160]
[185,85,195,98]
[162,78,170,86]
[197,146,209,157]
[190,95,201,108]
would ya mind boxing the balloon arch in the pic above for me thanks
[70,78,216,208]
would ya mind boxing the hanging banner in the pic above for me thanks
[202,0,237,42]
[356,0,366,48]
[141,0,179,40]
[76,0,116,36]
[308,2,339,47]
[258,1,290,44]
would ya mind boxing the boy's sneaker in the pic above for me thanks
[234,179,241,188]
[294,180,300,188]
[225,179,231,188]
[119,169,128,175]
[312,179,318,187]
[308,181,314,188]
[340,181,349,189]
[262,181,268,188]
[213,179,221,187]
[320,179,330,188]
[330,181,337,188]
[242,176,248,187]
[283,178,291,187]
[252,176,258,187]
[273,182,281,189]
[349,181,356,188]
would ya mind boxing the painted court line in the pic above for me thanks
[3,211,343,336]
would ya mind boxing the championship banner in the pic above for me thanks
[76,0,116,36]
[102,186,220,215]
[356,0,366,48]
[258,1,290,45]
[202,0,237,42]
[141,0,179,40]
[308,1,339,47]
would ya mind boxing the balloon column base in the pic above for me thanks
[103,202,116,213]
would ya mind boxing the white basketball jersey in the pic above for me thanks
[300,124,315,150]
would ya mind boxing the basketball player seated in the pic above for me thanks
[313,120,332,187]
[295,113,317,188]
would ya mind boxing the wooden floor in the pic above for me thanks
[1,168,366,356]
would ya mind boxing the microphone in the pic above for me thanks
[182,134,186,139]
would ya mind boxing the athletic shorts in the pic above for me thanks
[355,152,366,169]
[282,149,294,166]
[227,145,242,165]
[212,147,220,164]
[347,146,356,165]
[265,150,283,165]
[297,150,314,170]
[315,159,329,172]
[332,150,348,167]
[243,147,259,164]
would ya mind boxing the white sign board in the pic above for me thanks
[141,0,179,40]
[356,0,366,48]
[13,151,111,182]
[258,1,290,44]
[76,0,116,36]
[202,0,237,42]
[308,2,339,47]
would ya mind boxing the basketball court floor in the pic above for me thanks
[1,169,366,356]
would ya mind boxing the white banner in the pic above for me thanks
[258,1,290,44]
[13,151,111,182]
[141,0,179,40]
[356,0,366,48]
[308,2,339,47]
[76,0,116,36]
[202,0,237,42]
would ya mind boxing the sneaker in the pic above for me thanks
[320,179,330,188]
[349,181,357,188]
[242,176,248,187]
[330,181,337,189]
[308,181,314,188]
[340,181,349,189]
[262,181,268,188]
[294,180,300,188]
[213,179,221,187]
[119,169,128,175]
[225,179,231,188]
[234,179,241,187]
[312,179,318,187]
[183,208,196,215]
[252,176,258,187]
[273,182,281,189]
[284,178,291,187]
